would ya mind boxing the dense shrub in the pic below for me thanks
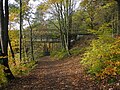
[81,24,120,81]
[9,57,37,76]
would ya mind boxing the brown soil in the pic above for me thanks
[1,56,97,90]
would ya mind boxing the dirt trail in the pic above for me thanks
[2,56,98,90]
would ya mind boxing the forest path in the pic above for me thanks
[2,56,98,90]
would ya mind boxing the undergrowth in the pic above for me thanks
[50,35,91,60]
[50,49,68,60]
[0,53,37,87]
[0,65,7,86]
[81,23,120,83]
[50,46,86,60]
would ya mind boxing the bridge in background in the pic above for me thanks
[26,29,91,43]
[25,29,92,55]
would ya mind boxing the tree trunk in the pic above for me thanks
[55,3,65,49]
[8,37,16,66]
[28,19,34,61]
[117,1,120,35]
[115,0,120,35]
[0,0,15,80]
[68,0,73,49]
[20,0,23,61]
[54,0,73,54]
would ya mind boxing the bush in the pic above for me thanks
[81,24,120,81]
[0,65,7,86]
[81,37,120,80]
[9,58,37,76]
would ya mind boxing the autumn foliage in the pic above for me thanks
[81,26,120,81]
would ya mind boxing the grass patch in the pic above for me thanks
[70,47,86,56]
[50,49,69,60]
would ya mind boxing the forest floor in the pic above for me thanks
[1,56,120,90]
[1,35,120,90]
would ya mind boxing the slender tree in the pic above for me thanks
[8,37,16,65]
[115,0,120,35]
[20,0,23,60]
[27,19,34,61]
[46,0,74,54]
